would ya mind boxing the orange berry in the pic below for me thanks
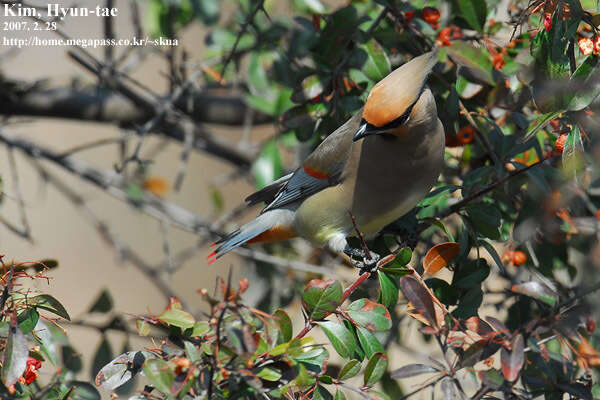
[174,357,192,375]
[555,133,568,153]
[437,26,462,47]
[512,250,527,266]
[422,7,441,25]
[579,37,594,55]
[596,209,600,219]
[238,278,249,293]
[492,52,505,70]
[144,176,169,197]
[457,126,475,145]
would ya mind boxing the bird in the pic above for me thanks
[208,51,445,270]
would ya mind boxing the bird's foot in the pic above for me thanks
[344,245,380,274]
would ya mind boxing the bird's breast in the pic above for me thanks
[349,121,444,234]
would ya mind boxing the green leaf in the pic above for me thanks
[67,381,101,400]
[378,272,398,309]
[562,126,584,179]
[511,281,558,306]
[294,346,329,374]
[312,385,334,400]
[360,39,391,81]
[364,353,387,387]
[478,368,504,390]
[189,321,210,337]
[91,336,113,382]
[208,28,255,52]
[257,367,282,381]
[479,240,507,274]
[391,363,438,379]
[34,318,67,365]
[30,294,71,320]
[88,289,113,314]
[567,55,600,110]
[18,308,39,334]
[136,320,151,337]
[458,0,487,33]
[62,345,83,373]
[274,309,293,342]
[465,203,502,240]
[345,299,392,331]
[252,140,283,190]
[356,326,384,359]
[334,389,347,400]
[453,286,483,319]
[302,279,343,320]
[95,351,149,391]
[521,110,562,142]
[452,258,490,289]
[318,321,357,358]
[158,308,195,330]
[338,359,361,380]
[448,42,495,85]
[425,278,459,306]
[291,74,326,103]
[196,0,220,25]
[1,325,28,386]
[142,359,175,394]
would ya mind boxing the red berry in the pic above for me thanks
[404,11,414,23]
[457,126,475,145]
[555,133,568,153]
[422,7,440,26]
[578,37,593,56]
[512,250,527,266]
[543,13,552,32]
[594,36,600,55]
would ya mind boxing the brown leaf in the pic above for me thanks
[423,242,460,275]
[465,316,495,337]
[400,276,437,328]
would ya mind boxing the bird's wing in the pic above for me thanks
[259,111,362,213]
[245,172,294,207]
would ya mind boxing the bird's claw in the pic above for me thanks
[344,245,380,274]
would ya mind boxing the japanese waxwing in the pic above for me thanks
[208,50,444,266]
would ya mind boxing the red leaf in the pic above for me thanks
[465,316,494,337]
[423,242,460,275]
[501,334,524,382]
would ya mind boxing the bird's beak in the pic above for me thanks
[353,121,377,142]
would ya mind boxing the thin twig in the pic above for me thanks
[220,0,266,78]
[6,144,31,239]
[433,157,551,222]
[27,158,183,305]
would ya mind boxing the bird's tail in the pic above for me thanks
[208,209,296,264]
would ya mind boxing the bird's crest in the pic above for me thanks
[363,50,438,128]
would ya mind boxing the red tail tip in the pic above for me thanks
[207,257,217,265]
[206,250,216,259]
[210,243,217,248]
